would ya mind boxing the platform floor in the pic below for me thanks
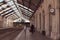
[0,28,22,40]
[14,29,52,40]
[0,28,53,40]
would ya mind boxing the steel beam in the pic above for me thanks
[2,10,14,17]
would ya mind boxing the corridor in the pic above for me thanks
[0,0,60,40]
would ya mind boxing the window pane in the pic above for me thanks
[7,1,14,6]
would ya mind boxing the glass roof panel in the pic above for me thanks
[20,6,33,17]
[7,1,14,6]
[0,0,3,2]
[0,0,33,19]
[1,4,7,8]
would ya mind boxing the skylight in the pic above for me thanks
[0,0,3,2]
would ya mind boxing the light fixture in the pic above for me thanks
[49,8,55,15]
[50,8,55,13]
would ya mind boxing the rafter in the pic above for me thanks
[5,12,20,18]
[0,8,12,15]
[19,5,33,13]
[5,14,13,18]
[2,10,14,17]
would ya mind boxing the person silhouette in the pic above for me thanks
[30,24,35,34]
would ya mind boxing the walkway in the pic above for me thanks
[0,28,22,40]
[14,29,52,40]
[0,28,53,40]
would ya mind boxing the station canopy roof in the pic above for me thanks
[0,0,43,20]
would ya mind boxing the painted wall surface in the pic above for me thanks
[30,0,60,40]
[6,18,14,28]
[0,17,14,28]
[0,16,3,28]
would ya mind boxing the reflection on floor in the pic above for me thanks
[0,28,22,40]
[14,29,52,40]
[0,28,52,40]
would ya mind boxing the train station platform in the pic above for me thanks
[14,29,52,40]
[0,28,53,40]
